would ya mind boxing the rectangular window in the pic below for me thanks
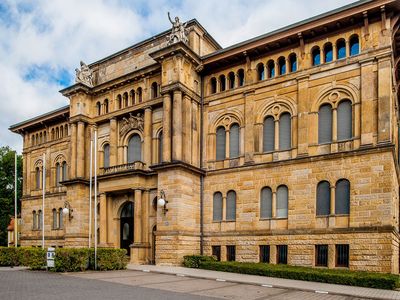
[226,245,236,262]
[277,245,288,264]
[259,245,270,263]
[336,244,349,267]
[315,245,328,267]
[212,246,221,261]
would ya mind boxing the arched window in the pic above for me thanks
[151,82,158,98]
[158,131,163,163]
[289,54,297,72]
[336,39,346,59]
[104,99,109,113]
[32,211,37,229]
[59,208,63,229]
[103,144,110,168]
[260,187,272,219]
[349,35,359,56]
[219,75,226,92]
[213,192,223,221]
[123,93,128,108]
[62,161,67,181]
[55,163,60,186]
[228,72,235,89]
[38,210,42,229]
[117,94,122,109]
[36,133,39,144]
[318,104,332,144]
[210,77,217,94]
[127,134,141,163]
[257,63,265,81]
[267,60,275,78]
[324,43,333,63]
[39,132,42,144]
[43,131,47,142]
[316,181,330,216]
[216,126,226,161]
[96,102,101,115]
[279,113,291,151]
[229,123,240,158]
[312,47,321,66]
[60,126,63,138]
[52,208,57,229]
[337,100,352,141]
[335,179,350,215]
[276,185,288,218]
[263,116,275,152]
[130,89,135,105]
[278,56,286,75]
[35,167,40,189]
[65,125,68,137]
[137,87,143,103]
[226,190,236,221]
[56,127,59,139]
[237,69,245,86]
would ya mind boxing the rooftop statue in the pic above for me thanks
[75,61,94,87]
[167,12,188,45]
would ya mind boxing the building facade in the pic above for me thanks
[10,0,400,273]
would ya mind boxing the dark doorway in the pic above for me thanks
[152,225,157,264]
[120,202,134,256]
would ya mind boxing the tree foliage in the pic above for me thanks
[0,146,22,246]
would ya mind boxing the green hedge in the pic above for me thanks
[183,256,400,290]
[0,247,128,272]
[183,255,217,268]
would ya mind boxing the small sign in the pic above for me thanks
[47,247,55,268]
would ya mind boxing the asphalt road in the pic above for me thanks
[0,268,370,300]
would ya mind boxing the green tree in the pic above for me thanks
[0,146,22,246]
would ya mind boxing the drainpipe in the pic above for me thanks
[200,73,205,255]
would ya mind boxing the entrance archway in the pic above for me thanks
[152,225,157,264]
[120,202,133,256]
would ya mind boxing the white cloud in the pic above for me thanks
[0,0,356,153]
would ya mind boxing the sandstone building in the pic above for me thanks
[9,0,400,273]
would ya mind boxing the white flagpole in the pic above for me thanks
[94,130,98,270]
[42,153,45,248]
[14,152,17,248]
[89,138,93,248]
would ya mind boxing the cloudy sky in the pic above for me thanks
[1,0,357,153]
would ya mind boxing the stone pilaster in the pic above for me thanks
[99,193,107,246]
[76,121,85,178]
[109,118,117,166]
[377,55,392,144]
[182,95,192,163]
[162,94,172,162]
[70,123,77,178]
[172,90,183,161]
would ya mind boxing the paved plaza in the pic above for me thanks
[0,267,392,300]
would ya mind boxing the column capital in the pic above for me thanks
[144,105,153,111]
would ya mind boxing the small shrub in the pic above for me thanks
[0,247,18,266]
[17,247,46,270]
[183,255,217,268]
[195,261,400,290]
[54,248,90,272]
[89,248,128,271]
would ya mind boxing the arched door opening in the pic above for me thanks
[120,202,134,256]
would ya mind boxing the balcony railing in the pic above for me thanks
[99,161,146,175]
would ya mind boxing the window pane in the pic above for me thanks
[324,44,333,63]
[56,163,60,186]
[337,100,352,141]
[316,245,328,267]
[62,162,67,181]
[103,144,110,168]
[59,209,63,229]
[53,209,57,229]
[158,132,163,163]
[276,186,288,218]
[279,113,291,150]
[226,191,236,221]
[260,187,272,218]
[350,36,359,56]
[213,192,223,221]
[212,246,221,261]
[316,181,330,216]
[36,168,40,189]
[263,117,275,152]
[335,179,350,214]
[337,40,346,59]
[227,245,236,261]
[260,245,270,263]
[277,245,288,264]
[336,244,349,267]
[128,134,141,163]
[318,104,332,144]
[313,49,321,66]
[216,127,226,161]
[290,55,297,72]
[229,124,240,158]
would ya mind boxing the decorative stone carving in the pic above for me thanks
[75,61,93,87]
[167,12,188,45]
[120,113,144,137]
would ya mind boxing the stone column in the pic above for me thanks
[354,103,361,148]
[377,56,392,143]
[274,120,279,151]
[76,121,85,178]
[332,44,337,61]
[270,245,277,264]
[142,190,150,244]
[162,94,172,162]
[272,192,277,218]
[244,91,255,163]
[332,108,338,142]
[182,95,192,163]
[172,90,183,161]
[144,107,152,168]
[109,118,117,166]
[191,100,199,167]
[70,123,77,178]
[134,189,142,243]
[99,193,107,245]
[22,152,27,195]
